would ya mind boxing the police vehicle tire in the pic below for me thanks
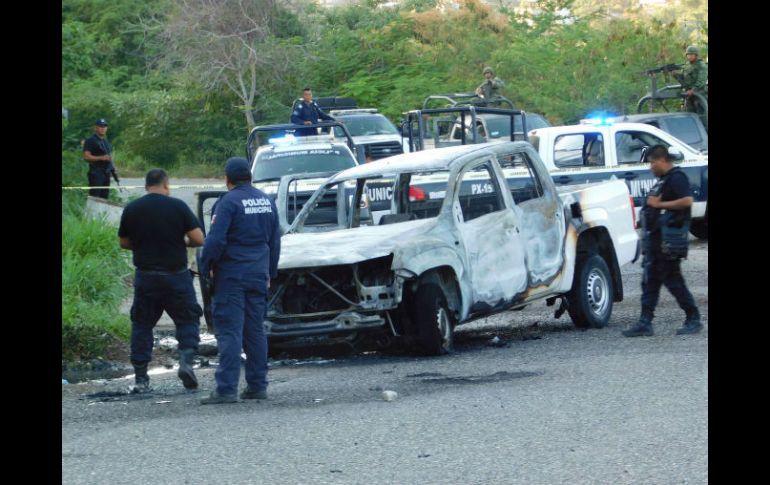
[567,253,614,329]
[413,283,455,355]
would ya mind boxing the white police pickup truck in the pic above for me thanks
[329,108,406,161]
[262,141,639,354]
[529,119,708,238]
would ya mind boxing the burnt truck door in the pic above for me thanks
[498,149,567,295]
[451,158,529,310]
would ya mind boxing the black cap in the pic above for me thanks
[95,118,109,126]
[225,157,251,182]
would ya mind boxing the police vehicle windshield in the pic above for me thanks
[333,115,399,137]
[253,148,357,182]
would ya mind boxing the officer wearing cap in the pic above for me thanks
[199,157,281,404]
[83,118,118,199]
[681,45,708,114]
[475,66,505,100]
[290,87,335,136]
[622,145,702,337]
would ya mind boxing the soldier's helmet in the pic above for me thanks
[482,66,494,75]
[685,45,700,56]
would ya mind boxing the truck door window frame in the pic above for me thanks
[497,151,546,205]
[615,130,670,164]
[553,133,602,168]
[456,160,505,222]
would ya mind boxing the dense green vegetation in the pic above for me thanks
[62,153,132,361]
[63,0,707,176]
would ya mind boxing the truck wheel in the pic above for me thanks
[413,284,454,355]
[567,254,614,329]
[690,219,708,240]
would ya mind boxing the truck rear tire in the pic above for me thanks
[567,254,614,329]
[413,283,454,355]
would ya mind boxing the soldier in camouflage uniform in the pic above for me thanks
[681,45,708,115]
[475,66,505,100]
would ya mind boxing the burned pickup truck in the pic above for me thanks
[259,141,639,354]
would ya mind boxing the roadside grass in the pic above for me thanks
[61,187,132,362]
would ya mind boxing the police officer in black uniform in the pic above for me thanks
[623,145,702,337]
[118,169,205,392]
[199,157,281,404]
[290,87,335,136]
[83,118,118,199]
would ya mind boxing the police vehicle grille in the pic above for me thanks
[365,141,404,160]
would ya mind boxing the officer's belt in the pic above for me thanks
[136,267,189,275]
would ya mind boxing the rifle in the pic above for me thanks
[97,138,121,186]
[643,63,682,75]
[105,160,120,185]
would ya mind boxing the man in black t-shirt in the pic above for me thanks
[118,169,205,392]
[82,118,118,199]
[623,145,702,337]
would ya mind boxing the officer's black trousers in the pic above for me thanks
[130,269,202,365]
[88,168,110,199]
[640,254,699,321]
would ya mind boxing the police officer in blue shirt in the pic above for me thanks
[290,87,335,136]
[199,157,281,404]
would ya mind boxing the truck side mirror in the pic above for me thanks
[668,147,685,161]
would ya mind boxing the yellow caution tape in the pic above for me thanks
[61,184,227,190]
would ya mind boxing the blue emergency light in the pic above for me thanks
[267,133,296,145]
[582,111,617,126]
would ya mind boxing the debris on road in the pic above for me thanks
[486,335,510,347]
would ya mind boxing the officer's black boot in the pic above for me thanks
[240,386,268,400]
[178,348,198,390]
[676,312,703,335]
[622,316,654,337]
[132,362,151,393]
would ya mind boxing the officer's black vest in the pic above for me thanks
[641,167,690,259]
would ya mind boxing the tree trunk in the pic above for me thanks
[244,109,256,130]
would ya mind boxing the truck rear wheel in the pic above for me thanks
[567,254,614,329]
[413,284,454,355]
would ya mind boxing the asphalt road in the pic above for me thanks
[62,239,708,484]
[118,177,223,211]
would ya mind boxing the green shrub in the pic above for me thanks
[62,193,132,361]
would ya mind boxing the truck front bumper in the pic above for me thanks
[265,311,386,338]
